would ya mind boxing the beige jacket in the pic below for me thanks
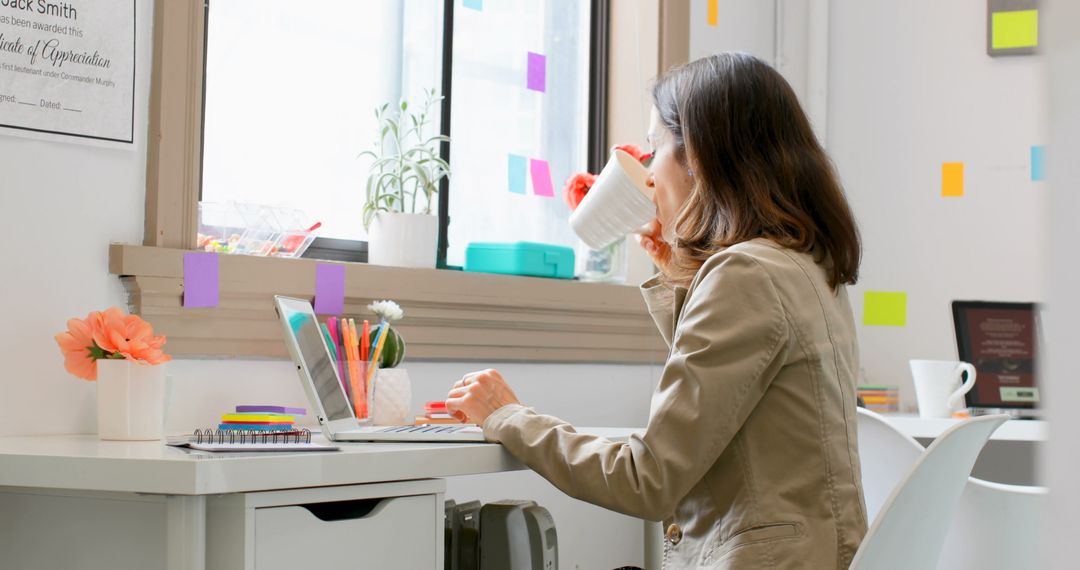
[483,238,867,569]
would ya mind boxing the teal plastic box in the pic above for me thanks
[464,242,576,279]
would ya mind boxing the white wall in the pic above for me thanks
[691,0,1047,411]
[829,0,1046,409]
[1042,0,1079,566]
[0,4,660,569]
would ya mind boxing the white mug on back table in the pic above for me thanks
[910,359,977,418]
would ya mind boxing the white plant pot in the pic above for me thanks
[371,368,412,426]
[96,360,166,441]
[368,212,438,268]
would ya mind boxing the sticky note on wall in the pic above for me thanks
[463,0,482,11]
[707,0,718,26]
[864,291,907,327]
[508,154,527,194]
[1031,145,1046,181]
[991,10,1038,50]
[314,263,346,315]
[942,162,964,197]
[183,252,219,308]
[527,52,546,92]
[530,158,554,197]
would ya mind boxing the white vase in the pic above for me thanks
[371,368,412,426]
[96,360,166,441]
[368,212,438,268]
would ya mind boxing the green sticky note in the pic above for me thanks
[992,10,1038,50]
[864,291,907,327]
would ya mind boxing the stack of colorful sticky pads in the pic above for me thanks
[415,401,461,425]
[857,386,900,414]
[219,405,306,431]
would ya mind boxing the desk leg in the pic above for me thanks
[643,520,662,570]
[166,495,207,570]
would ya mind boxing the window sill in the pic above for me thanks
[108,244,667,364]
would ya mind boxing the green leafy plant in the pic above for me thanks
[359,88,450,231]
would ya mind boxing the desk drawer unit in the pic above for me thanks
[207,479,445,570]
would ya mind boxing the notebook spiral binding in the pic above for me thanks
[191,428,312,444]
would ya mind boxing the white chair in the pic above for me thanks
[849,414,1009,570]
[856,408,1048,569]
[855,408,924,523]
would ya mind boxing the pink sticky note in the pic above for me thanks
[183,252,219,308]
[530,158,554,197]
[314,264,346,315]
[527,52,546,92]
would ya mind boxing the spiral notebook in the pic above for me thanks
[165,428,340,452]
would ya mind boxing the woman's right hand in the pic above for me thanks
[635,219,674,276]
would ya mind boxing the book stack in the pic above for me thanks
[857,386,899,413]
[415,401,461,425]
[218,405,306,431]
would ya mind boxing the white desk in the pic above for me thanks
[0,433,527,570]
[883,415,1047,442]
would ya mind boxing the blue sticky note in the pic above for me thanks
[508,154,527,194]
[183,252,219,308]
[463,0,482,10]
[1031,145,1045,181]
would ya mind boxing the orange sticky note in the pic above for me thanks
[707,0,718,26]
[942,162,964,197]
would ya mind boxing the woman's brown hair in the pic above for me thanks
[652,52,861,290]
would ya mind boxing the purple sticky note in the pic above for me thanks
[530,158,554,197]
[314,263,346,315]
[527,52,546,92]
[183,252,219,308]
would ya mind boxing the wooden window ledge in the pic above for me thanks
[108,244,668,363]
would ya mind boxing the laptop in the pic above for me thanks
[952,300,1042,419]
[274,295,485,442]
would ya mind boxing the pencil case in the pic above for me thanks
[464,242,575,279]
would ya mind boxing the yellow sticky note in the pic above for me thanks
[707,0,718,26]
[942,162,964,197]
[864,292,907,327]
[992,10,1038,50]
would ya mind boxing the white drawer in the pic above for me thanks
[254,493,438,569]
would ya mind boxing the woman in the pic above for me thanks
[446,52,866,569]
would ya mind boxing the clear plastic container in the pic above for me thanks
[269,207,319,258]
[197,202,318,257]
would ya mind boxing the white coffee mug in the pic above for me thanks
[910,359,977,419]
[569,149,654,250]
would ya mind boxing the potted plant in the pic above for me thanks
[360,89,450,268]
[54,307,172,440]
[366,300,410,425]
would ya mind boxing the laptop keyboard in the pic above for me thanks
[376,425,472,434]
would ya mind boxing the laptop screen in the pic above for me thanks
[952,300,1040,409]
[276,297,354,421]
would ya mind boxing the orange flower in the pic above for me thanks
[93,307,172,366]
[55,308,171,381]
[564,172,597,211]
[54,315,100,381]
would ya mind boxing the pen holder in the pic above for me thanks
[370,368,412,426]
[350,361,372,421]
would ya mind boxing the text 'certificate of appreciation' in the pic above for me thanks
[0,0,135,144]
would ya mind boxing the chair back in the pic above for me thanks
[849,414,1008,570]
[855,408,924,524]
[936,478,1047,569]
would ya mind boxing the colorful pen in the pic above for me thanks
[361,319,370,362]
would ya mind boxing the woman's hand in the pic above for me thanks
[635,219,674,276]
[445,369,522,425]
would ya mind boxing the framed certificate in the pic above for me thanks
[952,300,1040,410]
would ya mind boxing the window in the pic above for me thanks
[200,0,602,265]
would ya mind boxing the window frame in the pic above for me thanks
[130,0,682,363]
